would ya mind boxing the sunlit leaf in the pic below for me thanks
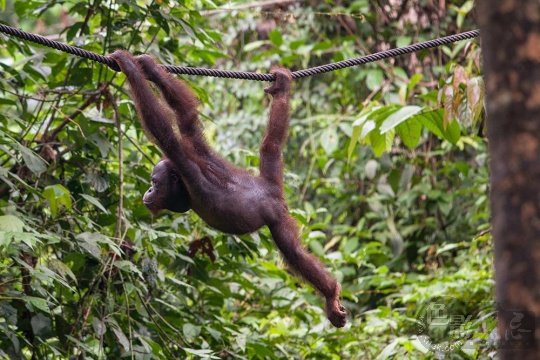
[24,296,50,312]
[183,323,201,342]
[76,233,102,260]
[376,338,400,360]
[244,41,267,52]
[370,128,395,156]
[269,30,283,47]
[43,184,72,217]
[0,215,25,232]
[380,106,422,133]
[397,117,422,149]
[183,348,215,357]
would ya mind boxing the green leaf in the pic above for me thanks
[376,338,399,360]
[85,172,108,193]
[24,296,50,312]
[366,69,384,91]
[112,327,130,352]
[76,233,102,260]
[182,348,215,358]
[350,106,400,158]
[0,232,13,250]
[68,67,92,87]
[183,323,201,342]
[348,123,362,160]
[360,120,376,141]
[396,36,411,48]
[415,109,445,139]
[48,259,77,283]
[407,73,423,95]
[445,119,461,145]
[370,129,395,156]
[43,185,72,217]
[15,232,40,249]
[15,143,47,175]
[320,127,339,155]
[436,242,465,255]
[88,133,114,156]
[343,238,359,253]
[0,215,25,232]
[380,106,422,133]
[92,318,106,337]
[368,105,400,126]
[65,336,100,356]
[115,260,143,279]
[411,336,430,353]
[309,240,325,257]
[80,194,109,214]
[268,30,283,47]
[397,118,422,149]
[31,313,51,337]
[85,108,114,124]
[243,41,267,52]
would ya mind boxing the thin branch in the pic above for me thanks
[202,0,298,14]
[104,88,125,238]
[45,85,106,140]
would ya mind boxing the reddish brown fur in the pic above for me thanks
[110,50,346,327]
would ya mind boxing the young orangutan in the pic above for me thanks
[110,50,346,327]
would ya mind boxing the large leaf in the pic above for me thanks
[320,127,339,155]
[366,69,384,91]
[31,313,51,337]
[380,106,422,133]
[268,29,283,47]
[369,128,395,157]
[15,143,47,175]
[48,259,78,283]
[415,109,445,139]
[467,76,485,124]
[0,215,25,232]
[444,119,462,145]
[80,194,109,214]
[414,108,462,144]
[76,233,102,260]
[43,184,72,217]
[23,296,50,312]
[397,118,422,149]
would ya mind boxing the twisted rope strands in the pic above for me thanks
[0,23,479,82]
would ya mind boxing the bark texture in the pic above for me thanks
[478,1,540,358]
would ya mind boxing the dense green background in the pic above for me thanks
[0,1,493,358]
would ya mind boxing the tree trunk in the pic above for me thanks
[478,1,540,358]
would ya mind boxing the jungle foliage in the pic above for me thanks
[0,1,493,359]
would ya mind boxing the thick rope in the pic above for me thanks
[0,23,479,82]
